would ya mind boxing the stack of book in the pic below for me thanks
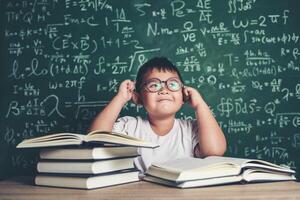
[17,130,158,189]
[144,156,296,188]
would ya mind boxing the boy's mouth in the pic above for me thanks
[157,98,173,102]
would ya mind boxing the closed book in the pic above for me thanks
[37,157,136,174]
[35,170,139,189]
[39,146,139,160]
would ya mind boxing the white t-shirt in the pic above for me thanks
[112,116,200,174]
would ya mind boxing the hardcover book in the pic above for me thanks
[39,146,139,160]
[37,157,136,174]
[35,169,139,189]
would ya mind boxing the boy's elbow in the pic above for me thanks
[199,142,227,158]
[215,140,227,156]
[89,120,114,133]
[207,146,226,157]
[214,145,226,156]
[89,123,99,132]
[213,134,227,156]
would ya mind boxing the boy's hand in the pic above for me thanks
[183,86,203,110]
[116,80,135,103]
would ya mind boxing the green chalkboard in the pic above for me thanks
[1,0,300,180]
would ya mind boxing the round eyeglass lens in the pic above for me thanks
[167,79,181,91]
[146,80,162,92]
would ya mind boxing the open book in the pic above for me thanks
[16,130,158,148]
[144,156,296,188]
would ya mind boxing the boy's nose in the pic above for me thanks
[158,84,169,94]
[158,90,168,95]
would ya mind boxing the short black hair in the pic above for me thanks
[135,57,183,93]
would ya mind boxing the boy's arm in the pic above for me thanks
[89,95,127,132]
[184,87,227,157]
[89,80,135,132]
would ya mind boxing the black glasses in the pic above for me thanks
[142,77,183,93]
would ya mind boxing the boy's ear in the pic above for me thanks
[182,87,189,103]
[132,92,142,105]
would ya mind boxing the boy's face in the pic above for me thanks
[139,68,184,119]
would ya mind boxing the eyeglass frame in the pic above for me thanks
[141,77,184,93]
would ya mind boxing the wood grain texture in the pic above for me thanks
[0,177,299,200]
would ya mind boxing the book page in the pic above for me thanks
[207,156,295,173]
[16,133,85,148]
[242,168,296,182]
[242,162,295,173]
[87,131,146,141]
[86,131,159,148]
[150,156,295,176]
[23,133,84,142]
[152,157,239,172]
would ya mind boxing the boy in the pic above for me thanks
[90,57,226,173]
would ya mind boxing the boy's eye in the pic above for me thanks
[148,82,161,91]
[168,81,180,91]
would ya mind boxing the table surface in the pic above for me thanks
[0,177,300,200]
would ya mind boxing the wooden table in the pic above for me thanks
[0,177,299,200]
